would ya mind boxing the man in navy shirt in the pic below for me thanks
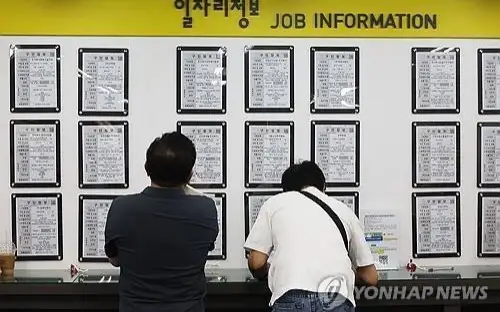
[105,132,219,312]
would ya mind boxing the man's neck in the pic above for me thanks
[150,182,185,189]
[301,186,325,193]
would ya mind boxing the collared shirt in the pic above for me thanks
[104,186,218,312]
[243,186,373,307]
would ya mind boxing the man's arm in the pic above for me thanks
[247,250,269,280]
[104,200,121,267]
[104,236,120,267]
[348,218,378,286]
[208,199,219,252]
[355,264,378,286]
[243,201,273,280]
[186,185,219,253]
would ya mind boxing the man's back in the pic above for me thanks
[245,186,373,307]
[105,187,218,312]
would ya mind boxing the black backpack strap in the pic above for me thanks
[299,191,349,252]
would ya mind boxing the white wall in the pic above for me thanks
[1,36,500,270]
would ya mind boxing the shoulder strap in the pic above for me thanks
[299,191,349,252]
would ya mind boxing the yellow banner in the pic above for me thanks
[1,0,500,38]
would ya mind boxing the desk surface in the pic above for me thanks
[1,265,500,284]
[2,266,500,311]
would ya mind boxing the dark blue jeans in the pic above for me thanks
[272,290,355,312]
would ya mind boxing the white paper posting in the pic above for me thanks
[416,196,458,254]
[180,125,224,185]
[482,53,500,111]
[415,51,457,110]
[415,125,457,184]
[481,196,500,254]
[247,194,274,231]
[82,198,114,258]
[480,126,500,184]
[248,49,291,109]
[315,123,357,184]
[180,50,224,110]
[82,52,126,112]
[14,47,58,109]
[330,195,356,214]
[248,125,291,184]
[82,125,126,185]
[207,195,224,257]
[15,196,59,257]
[13,123,58,184]
[362,212,399,270]
[314,51,356,109]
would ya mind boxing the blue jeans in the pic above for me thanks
[272,290,355,312]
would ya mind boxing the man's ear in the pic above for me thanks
[144,162,150,176]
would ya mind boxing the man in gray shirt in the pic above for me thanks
[105,132,219,312]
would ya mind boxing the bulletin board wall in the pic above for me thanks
[2,0,500,271]
[1,36,500,270]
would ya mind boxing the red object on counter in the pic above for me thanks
[406,259,417,272]
[70,264,80,277]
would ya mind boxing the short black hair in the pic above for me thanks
[281,161,326,192]
[281,164,301,192]
[145,132,196,187]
